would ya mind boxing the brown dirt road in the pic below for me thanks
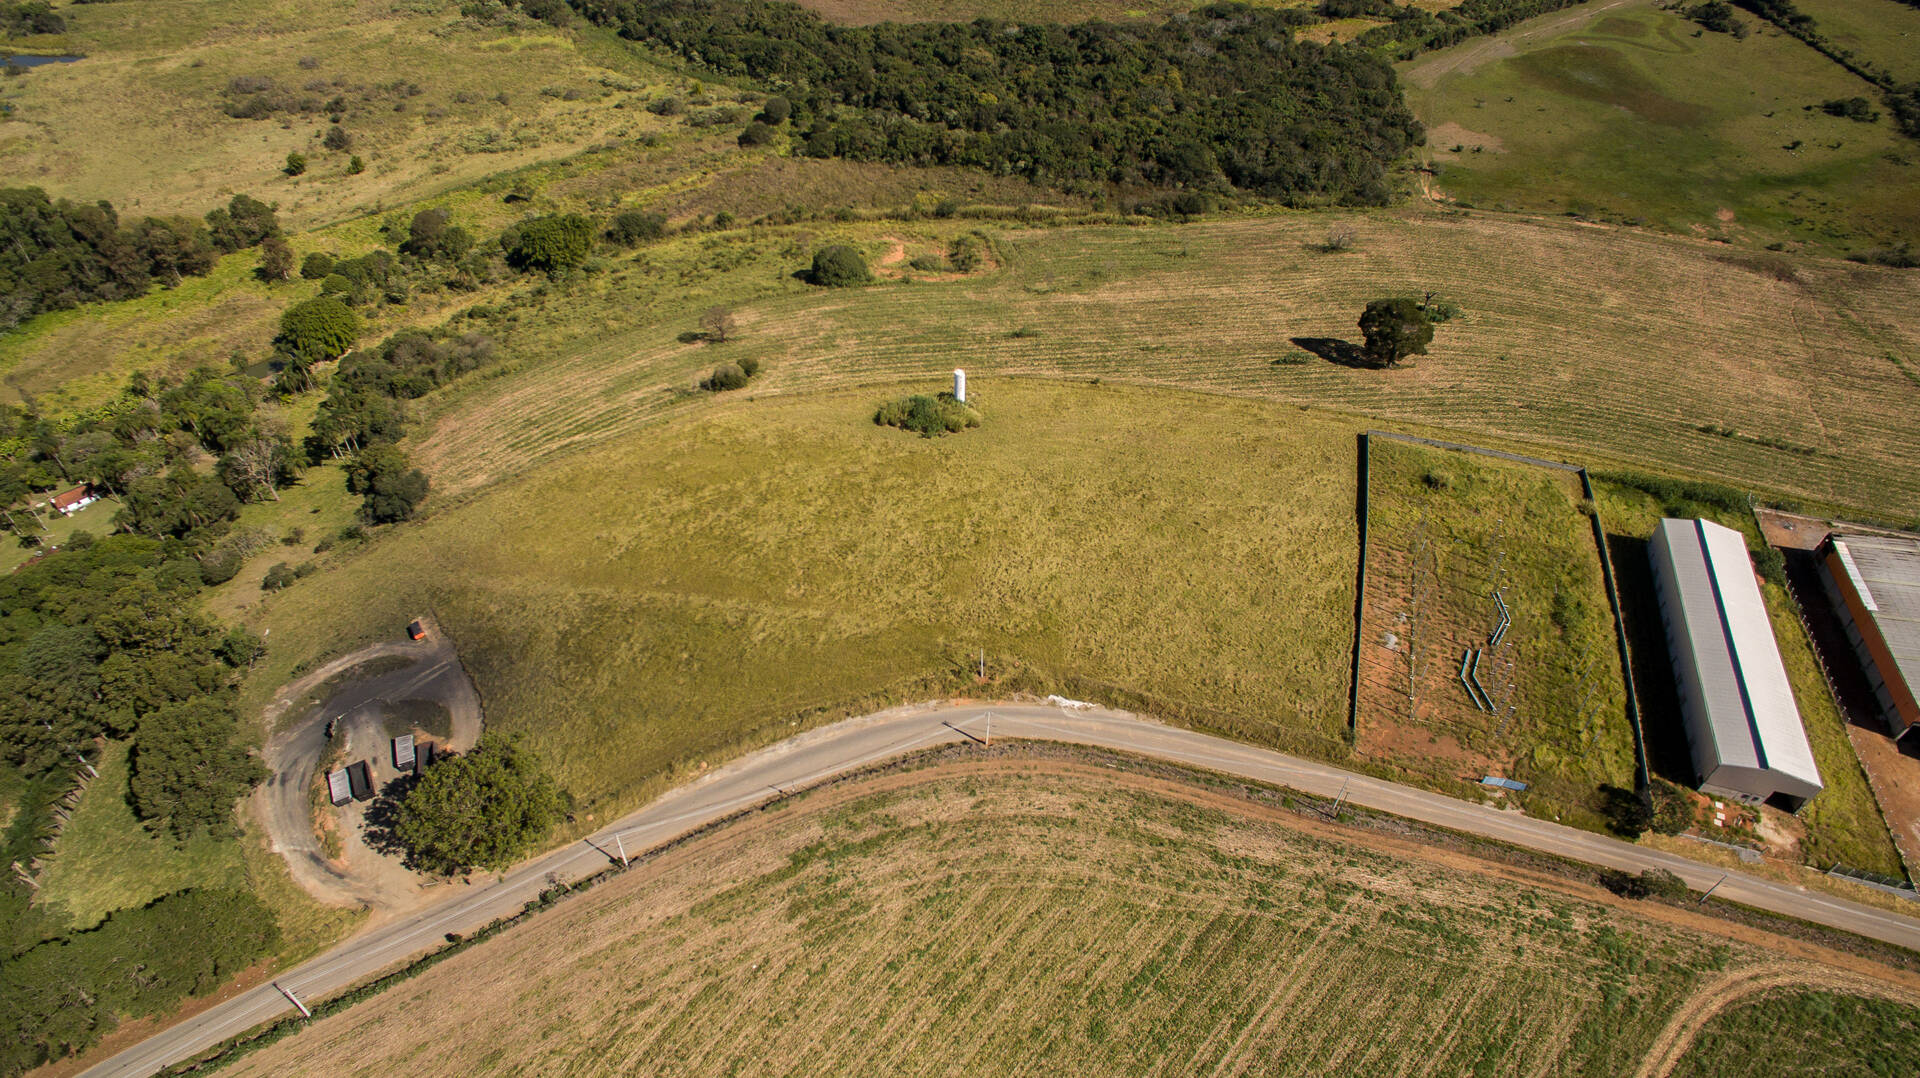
[252,621,484,915]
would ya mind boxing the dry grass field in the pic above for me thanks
[217,759,1920,1077]
[400,212,1920,519]
[241,381,1361,820]
[1357,438,1633,830]
[0,0,685,228]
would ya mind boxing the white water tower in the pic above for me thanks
[953,368,967,402]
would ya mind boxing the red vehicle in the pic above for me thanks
[407,619,427,641]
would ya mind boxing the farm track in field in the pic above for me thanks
[412,213,1920,519]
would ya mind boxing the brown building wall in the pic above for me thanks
[1821,545,1920,734]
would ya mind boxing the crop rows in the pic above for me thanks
[221,767,1768,1078]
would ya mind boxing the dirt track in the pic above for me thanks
[252,624,483,913]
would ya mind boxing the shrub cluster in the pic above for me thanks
[701,355,761,392]
[874,392,980,438]
[0,889,280,1074]
[806,244,870,287]
[0,0,62,35]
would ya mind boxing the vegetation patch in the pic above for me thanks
[872,392,979,438]
[564,0,1421,203]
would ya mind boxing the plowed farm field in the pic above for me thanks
[217,758,1920,1078]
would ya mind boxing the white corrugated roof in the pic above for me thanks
[1657,518,1821,790]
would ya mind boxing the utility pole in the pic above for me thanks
[985,713,992,747]
[1330,778,1349,819]
[614,833,629,869]
[1699,874,1727,905]
[978,650,985,679]
[274,982,312,1019]
[75,752,97,779]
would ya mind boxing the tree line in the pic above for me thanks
[1728,0,1920,140]
[0,189,280,332]
[0,888,278,1076]
[562,0,1425,204]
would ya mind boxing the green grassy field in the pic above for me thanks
[240,380,1361,820]
[1671,987,1920,1077]
[1358,438,1632,830]
[215,761,1902,1077]
[1794,0,1920,84]
[1595,480,1904,878]
[394,213,1920,519]
[31,742,248,932]
[1400,0,1920,253]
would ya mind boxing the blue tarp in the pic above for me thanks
[1480,775,1528,791]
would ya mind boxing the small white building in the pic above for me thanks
[1648,518,1822,811]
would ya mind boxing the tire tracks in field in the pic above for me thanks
[1633,961,1920,1078]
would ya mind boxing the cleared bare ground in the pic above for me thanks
[221,758,1920,1077]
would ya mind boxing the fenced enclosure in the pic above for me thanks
[1353,433,1639,827]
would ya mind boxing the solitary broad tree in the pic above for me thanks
[393,734,565,874]
[807,245,871,287]
[274,297,361,364]
[1357,297,1433,368]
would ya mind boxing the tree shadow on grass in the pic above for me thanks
[363,773,418,865]
[1289,336,1375,369]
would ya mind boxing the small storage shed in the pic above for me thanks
[1648,518,1822,811]
[392,734,416,771]
[407,619,427,641]
[326,768,352,807]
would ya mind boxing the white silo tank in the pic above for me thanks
[953,369,967,402]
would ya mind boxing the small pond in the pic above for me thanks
[2,54,82,70]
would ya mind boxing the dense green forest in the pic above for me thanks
[565,0,1425,204]
[0,189,280,331]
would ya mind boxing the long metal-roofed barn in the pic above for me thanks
[1648,518,1822,811]
[1817,532,1920,747]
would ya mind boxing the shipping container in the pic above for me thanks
[326,768,352,807]
[347,760,375,802]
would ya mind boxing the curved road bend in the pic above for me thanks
[83,702,1920,1078]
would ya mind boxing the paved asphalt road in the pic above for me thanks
[82,702,1920,1077]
